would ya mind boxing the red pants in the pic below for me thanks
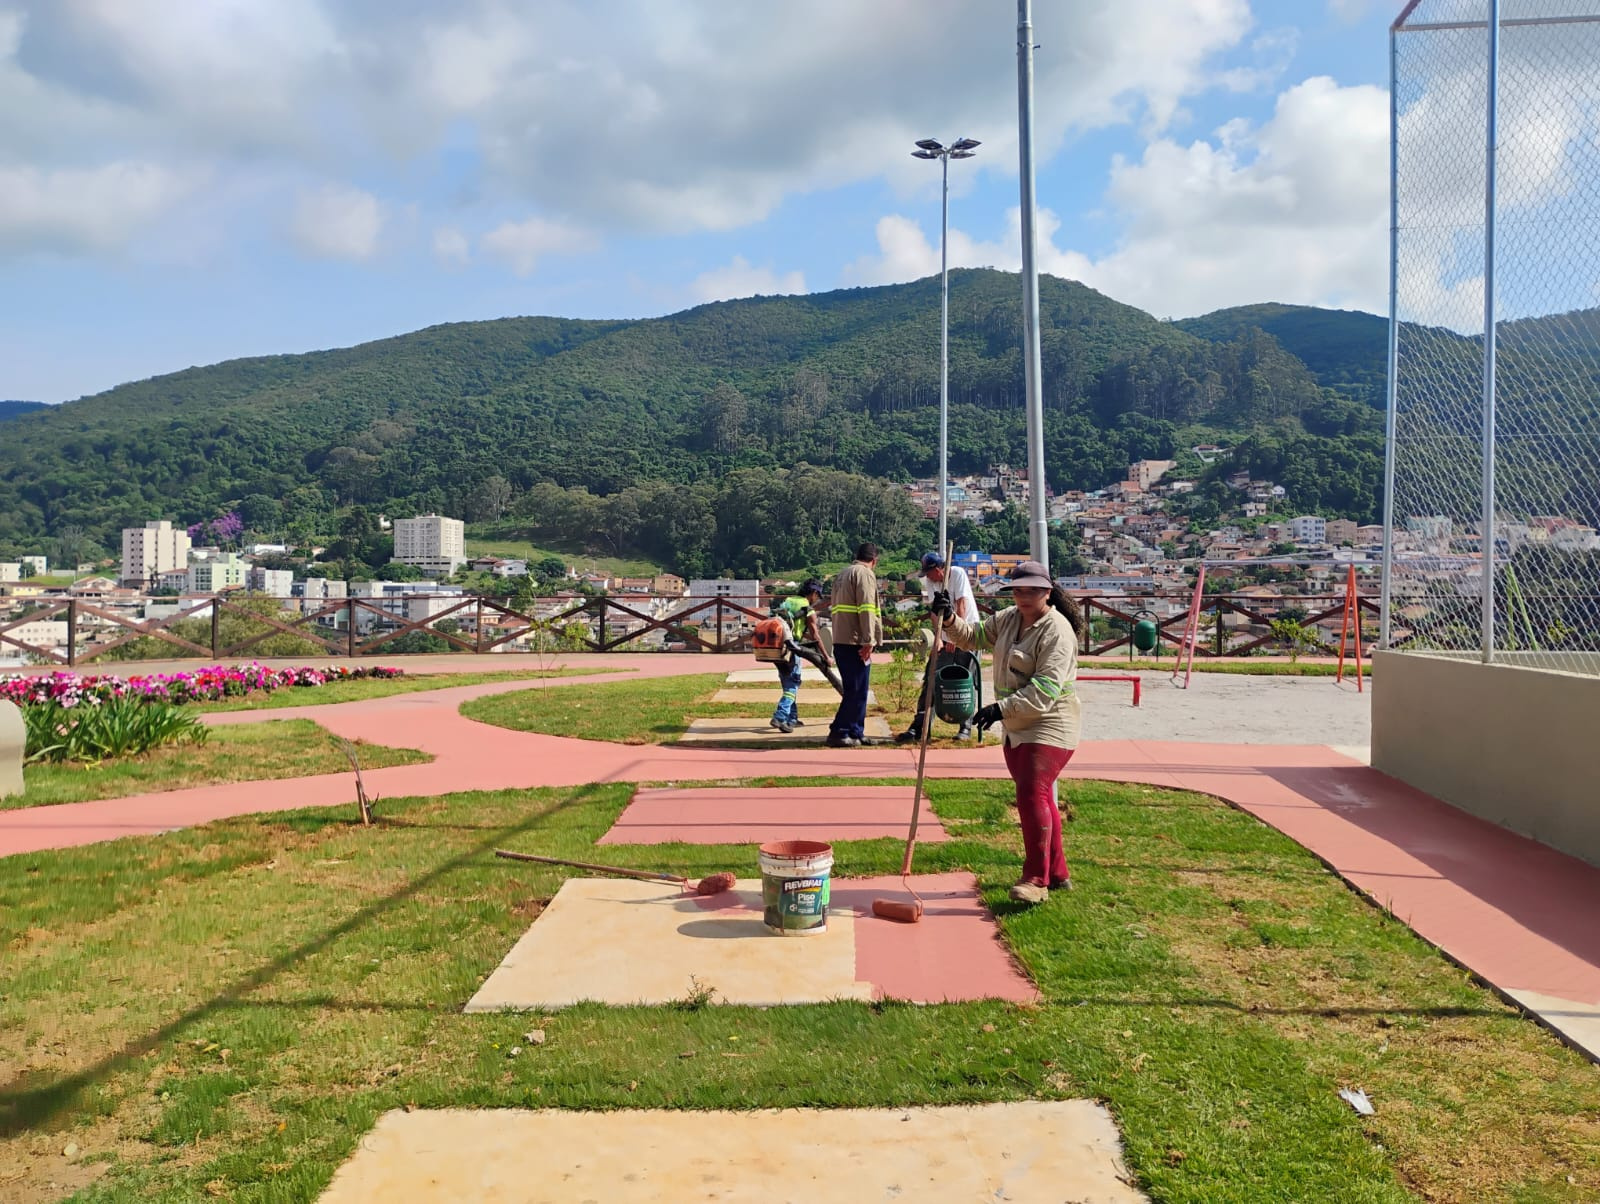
[1002,741,1075,886]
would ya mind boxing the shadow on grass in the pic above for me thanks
[0,783,610,1139]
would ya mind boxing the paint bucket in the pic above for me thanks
[758,839,833,935]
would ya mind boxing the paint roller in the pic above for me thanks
[871,542,954,924]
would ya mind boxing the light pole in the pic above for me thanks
[913,136,980,559]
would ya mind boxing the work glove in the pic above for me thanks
[928,590,954,622]
[972,702,1003,733]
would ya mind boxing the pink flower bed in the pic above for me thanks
[0,664,404,708]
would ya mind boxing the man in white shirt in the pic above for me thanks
[896,552,981,742]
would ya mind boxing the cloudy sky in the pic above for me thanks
[1,0,1397,403]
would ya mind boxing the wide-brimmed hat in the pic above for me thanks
[1000,560,1053,590]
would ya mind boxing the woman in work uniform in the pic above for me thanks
[930,559,1086,904]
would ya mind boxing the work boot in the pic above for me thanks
[826,735,860,749]
[790,717,805,726]
[955,722,974,741]
[769,717,789,731]
[894,724,923,744]
[1008,881,1049,905]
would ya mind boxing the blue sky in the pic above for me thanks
[0,1,1398,404]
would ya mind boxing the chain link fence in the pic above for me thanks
[1385,0,1600,675]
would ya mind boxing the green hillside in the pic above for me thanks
[0,270,1390,572]
[0,400,49,422]
[1177,302,1389,408]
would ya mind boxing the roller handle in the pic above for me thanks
[495,849,687,885]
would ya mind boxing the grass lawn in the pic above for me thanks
[458,666,1047,748]
[196,668,616,713]
[8,720,431,810]
[459,671,942,745]
[462,533,664,579]
[460,672,843,744]
[1,777,1595,1202]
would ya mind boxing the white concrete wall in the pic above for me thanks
[1373,650,1600,868]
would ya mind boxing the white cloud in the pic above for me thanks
[687,255,805,303]
[433,225,470,267]
[0,160,193,253]
[0,0,1258,244]
[846,76,1391,318]
[290,185,384,261]
[479,215,596,276]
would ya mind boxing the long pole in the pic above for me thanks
[1481,0,1500,663]
[1380,24,1401,649]
[939,152,950,557]
[1016,0,1048,570]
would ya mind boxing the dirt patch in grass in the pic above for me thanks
[509,895,549,921]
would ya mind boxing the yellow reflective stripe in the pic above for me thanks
[1030,675,1064,700]
[832,603,880,615]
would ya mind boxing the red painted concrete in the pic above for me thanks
[599,786,947,846]
[689,871,1036,1003]
[6,661,1600,1052]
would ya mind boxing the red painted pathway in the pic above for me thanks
[4,660,1598,1058]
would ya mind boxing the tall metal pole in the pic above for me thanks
[1481,0,1500,663]
[1380,23,1401,649]
[939,152,950,558]
[1017,0,1048,570]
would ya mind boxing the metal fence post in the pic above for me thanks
[67,599,77,666]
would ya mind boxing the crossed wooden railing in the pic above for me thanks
[0,591,1378,667]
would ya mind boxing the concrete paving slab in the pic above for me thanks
[466,872,1034,1010]
[466,878,871,1010]
[678,717,892,745]
[710,688,861,705]
[724,667,832,684]
[318,1102,1148,1204]
[598,785,947,846]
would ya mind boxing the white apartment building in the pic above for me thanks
[1288,515,1327,545]
[19,555,46,577]
[190,553,247,593]
[121,521,191,587]
[392,514,466,577]
[247,567,295,596]
[298,578,349,601]
[0,563,18,583]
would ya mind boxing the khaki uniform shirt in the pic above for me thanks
[829,561,882,647]
[944,605,1081,749]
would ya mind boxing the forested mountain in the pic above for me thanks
[0,270,1393,568]
[1177,303,1388,409]
[0,400,49,422]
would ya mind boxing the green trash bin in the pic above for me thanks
[933,662,977,723]
[1132,618,1160,653]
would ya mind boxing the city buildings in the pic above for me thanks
[190,553,247,593]
[120,521,191,587]
[1289,515,1328,545]
[392,514,466,577]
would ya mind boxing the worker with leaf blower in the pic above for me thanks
[930,560,1087,905]
[768,579,837,733]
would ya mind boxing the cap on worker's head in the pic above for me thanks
[919,552,945,575]
[801,578,824,597]
[1001,560,1054,590]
